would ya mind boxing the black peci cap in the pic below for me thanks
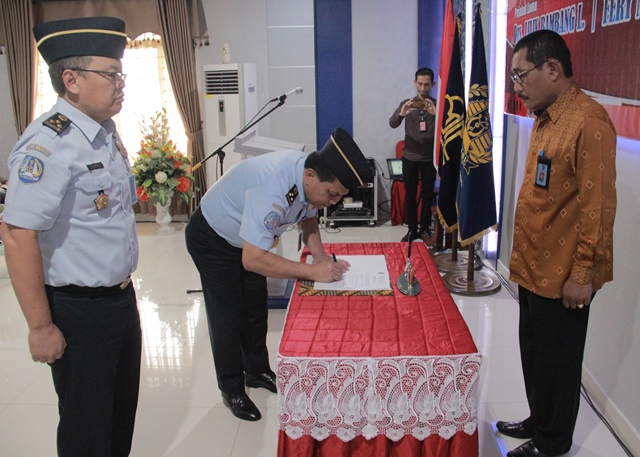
[318,128,373,190]
[33,17,127,65]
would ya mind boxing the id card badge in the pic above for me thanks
[129,175,138,204]
[420,121,427,132]
[535,151,551,189]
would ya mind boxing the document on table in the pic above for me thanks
[307,255,391,291]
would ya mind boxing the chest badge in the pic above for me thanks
[116,140,128,158]
[94,190,109,210]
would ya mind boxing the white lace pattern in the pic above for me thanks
[277,353,481,442]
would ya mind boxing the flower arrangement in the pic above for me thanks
[131,109,195,207]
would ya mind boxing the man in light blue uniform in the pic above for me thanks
[186,127,373,421]
[0,17,140,456]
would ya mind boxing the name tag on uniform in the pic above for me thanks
[129,175,138,204]
[535,151,551,189]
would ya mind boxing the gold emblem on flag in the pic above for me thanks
[462,83,493,175]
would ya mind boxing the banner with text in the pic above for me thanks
[505,0,640,140]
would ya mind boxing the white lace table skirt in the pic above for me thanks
[277,353,481,443]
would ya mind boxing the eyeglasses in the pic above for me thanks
[69,68,127,86]
[510,61,547,85]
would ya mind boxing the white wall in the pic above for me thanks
[196,0,316,155]
[352,0,417,205]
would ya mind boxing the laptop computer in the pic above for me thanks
[386,158,403,180]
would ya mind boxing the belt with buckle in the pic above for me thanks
[48,276,132,297]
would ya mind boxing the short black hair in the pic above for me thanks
[513,30,573,77]
[304,151,336,183]
[415,67,434,81]
[48,55,92,95]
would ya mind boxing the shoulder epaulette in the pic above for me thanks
[42,113,71,134]
[286,185,298,206]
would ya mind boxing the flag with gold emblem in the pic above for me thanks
[457,7,497,246]
[436,3,465,232]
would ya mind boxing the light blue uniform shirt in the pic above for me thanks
[3,98,138,287]
[200,150,316,250]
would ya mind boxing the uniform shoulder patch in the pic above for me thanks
[42,113,71,134]
[18,155,45,184]
[286,185,298,206]
[263,211,281,231]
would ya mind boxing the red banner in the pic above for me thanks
[505,0,640,139]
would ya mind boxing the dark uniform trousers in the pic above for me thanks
[45,282,141,457]
[518,286,593,455]
[402,157,437,233]
[185,207,271,395]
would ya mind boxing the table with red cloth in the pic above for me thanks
[276,242,481,457]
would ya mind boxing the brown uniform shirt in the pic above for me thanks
[509,84,616,299]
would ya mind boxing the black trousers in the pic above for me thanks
[185,207,271,395]
[518,286,592,455]
[402,157,437,233]
[46,283,141,457]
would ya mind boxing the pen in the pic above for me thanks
[332,253,337,262]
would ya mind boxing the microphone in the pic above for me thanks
[271,86,303,102]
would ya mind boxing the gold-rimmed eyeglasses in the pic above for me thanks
[510,60,547,85]
[69,68,127,86]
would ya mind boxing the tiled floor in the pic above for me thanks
[0,221,631,456]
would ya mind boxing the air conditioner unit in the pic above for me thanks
[202,63,257,188]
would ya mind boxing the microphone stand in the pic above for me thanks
[186,96,288,295]
[191,97,287,176]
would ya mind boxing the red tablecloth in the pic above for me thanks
[277,243,480,457]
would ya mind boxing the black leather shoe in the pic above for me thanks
[497,419,535,439]
[221,392,261,421]
[245,372,277,393]
[506,440,569,457]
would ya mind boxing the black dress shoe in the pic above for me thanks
[245,371,277,393]
[506,440,569,457]
[221,392,261,421]
[497,419,535,439]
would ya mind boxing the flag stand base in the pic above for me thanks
[432,250,483,273]
[441,269,501,296]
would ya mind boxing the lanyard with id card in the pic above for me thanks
[419,110,427,132]
[535,151,551,189]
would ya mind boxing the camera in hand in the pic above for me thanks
[410,99,428,109]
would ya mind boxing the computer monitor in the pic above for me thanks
[386,158,403,180]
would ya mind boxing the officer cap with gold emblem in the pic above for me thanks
[33,16,127,65]
[318,127,373,190]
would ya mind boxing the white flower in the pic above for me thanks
[151,149,161,158]
[362,423,379,440]
[336,427,356,442]
[155,171,168,183]
[310,426,331,441]
[284,425,304,440]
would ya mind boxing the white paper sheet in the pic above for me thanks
[307,255,391,291]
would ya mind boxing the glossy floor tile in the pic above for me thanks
[0,221,631,456]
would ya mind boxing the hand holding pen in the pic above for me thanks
[330,252,349,282]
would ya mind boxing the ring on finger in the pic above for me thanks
[577,303,584,309]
